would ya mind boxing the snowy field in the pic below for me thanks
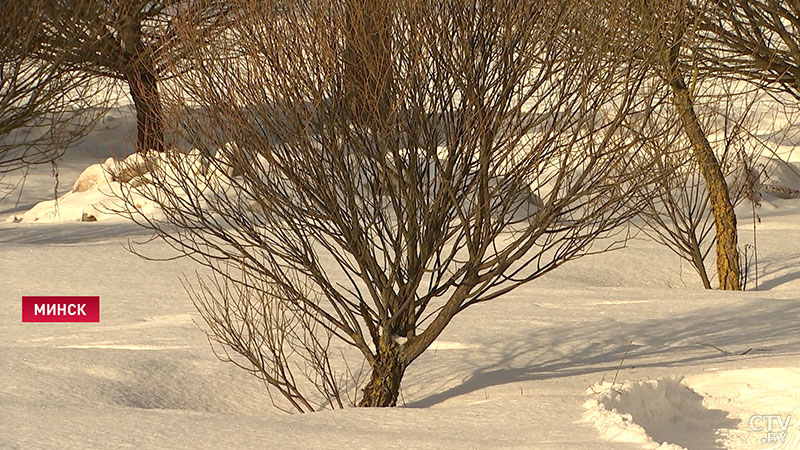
[1,106,799,449]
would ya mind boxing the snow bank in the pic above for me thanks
[585,370,800,450]
[7,139,796,227]
[583,378,690,449]
[5,153,160,223]
[9,141,551,225]
[71,158,115,193]
[6,148,224,224]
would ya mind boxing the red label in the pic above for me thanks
[22,296,100,322]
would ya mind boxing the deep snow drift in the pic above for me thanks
[1,106,799,449]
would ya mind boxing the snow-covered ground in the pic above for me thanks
[1,108,799,449]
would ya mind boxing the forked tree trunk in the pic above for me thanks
[665,48,741,290]
[359,342,406,407]
[126,63,165,153]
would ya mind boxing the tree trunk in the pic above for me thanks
[359,342,405,407]
[126,63,164,153]
[666,50,741,290]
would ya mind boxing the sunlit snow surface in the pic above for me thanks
[1,107,800,449]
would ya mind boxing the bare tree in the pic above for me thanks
[615,0,743,290]
[34,0,230,153]
[628,84,759,289]
[119,0,664,410]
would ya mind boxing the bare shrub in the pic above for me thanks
[119,0,665,410]
[595,0,744,289]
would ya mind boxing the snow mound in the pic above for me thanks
[583,377,736,450]
[6,150,211,223]
[6,142,282,223]
[72,158,116,193]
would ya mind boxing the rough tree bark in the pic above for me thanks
[664,44,741,290]
[358,341,406,407]
[126,63,165,153]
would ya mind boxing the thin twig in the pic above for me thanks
[611,339,634,390]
